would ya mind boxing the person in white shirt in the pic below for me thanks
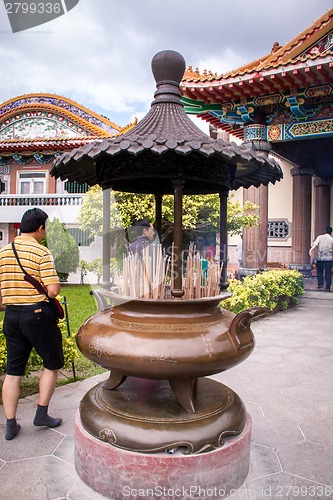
[236,236,243,268]
[309,226,333,291]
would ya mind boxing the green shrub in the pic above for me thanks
[223,270,304,314]
[0,316,79,375]
[43,218,80,276]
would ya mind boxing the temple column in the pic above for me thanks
[242,122,270,270]
[290,167,312,264]
[243,185,268,269]
[171,179,185,298]
[314,178,331,238]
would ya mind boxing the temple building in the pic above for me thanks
[0,10,332,279]
[0,94,132,271]
[181,8,333,272]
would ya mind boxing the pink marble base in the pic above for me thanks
[75,411,252,499]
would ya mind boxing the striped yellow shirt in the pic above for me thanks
[0,235,59,305]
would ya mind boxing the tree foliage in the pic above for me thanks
[77,186,259,243]
[44,217,79,275]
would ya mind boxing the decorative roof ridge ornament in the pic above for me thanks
[151,50,186,106]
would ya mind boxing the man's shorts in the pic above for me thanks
[3,302,64,376]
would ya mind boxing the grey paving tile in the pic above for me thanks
[229,381,283,404]
[49,384,87,409]
[243,401,264,420]
[268,338,305,348]
[0,396,35,423]
[0,456,76,500]
[223,486,248,500]
[255,345,293,356]
[273,361,311,375]
[251,370,299,387]
[53,435,75,466]
[212,370,254,387]
[307,339,333,349]
[300,418,333,447]
[44,407,77,437]
[68,475,116,500]
[322,354,333,363]
[278,441,333,486]
[280,382,333,404]
[231,360,271,374]
[251,416,304,449]
[245,471,333,500]
[292,367,331,385]
[260,397,323,425]
[247,443,282,481]
[251,352,285,365]
[72,373,108,392]
[295,345,332,357]
[316,400,333,419]
[281,352,324,366]
[0,424,66,461]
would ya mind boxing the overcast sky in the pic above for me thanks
[0,0,331,130]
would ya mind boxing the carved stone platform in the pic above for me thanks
[75,410,252,499]
[79,377,247,454]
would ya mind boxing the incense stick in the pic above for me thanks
[114,242,222,300]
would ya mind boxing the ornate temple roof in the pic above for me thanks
[51,51,282,193]
[183,9,332,83]
[181,9,333,106]
[180,9,333,181]
[0,93,133,157]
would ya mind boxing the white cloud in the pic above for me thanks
[0,0,331,126]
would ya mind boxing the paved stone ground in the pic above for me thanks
[0,282,332,500]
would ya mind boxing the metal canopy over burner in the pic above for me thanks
[51,50,282,193]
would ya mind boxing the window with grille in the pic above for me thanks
[67,228,94,247]
[267,220,290,239]
[64,181,89,194]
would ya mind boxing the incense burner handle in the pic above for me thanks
[228,306,267,351]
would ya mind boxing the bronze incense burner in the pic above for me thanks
[52,50,280,454]
[77,294,264,453]
[77,294,262,412]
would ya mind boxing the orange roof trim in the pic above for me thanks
[0,93,122,138]
[182,8,333,83]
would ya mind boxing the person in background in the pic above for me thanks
[0,208,64,440]
[127,218,155,256]
[309,226,333,292]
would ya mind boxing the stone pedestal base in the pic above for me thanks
[74,411,252,499]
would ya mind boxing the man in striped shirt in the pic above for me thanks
[0,208,64,440]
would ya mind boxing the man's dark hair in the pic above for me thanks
[20,208,48,233]
[325,226,332,234]
[134,218,151,228]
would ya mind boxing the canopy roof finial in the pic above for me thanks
[151,50,186,106]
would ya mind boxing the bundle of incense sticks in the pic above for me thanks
[183,243,221,299]
[114,243,169,299]
[114,242,221,299]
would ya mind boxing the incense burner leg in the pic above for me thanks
[102,370,127,390]
[169,377,196,413]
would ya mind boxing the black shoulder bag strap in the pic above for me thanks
[11,241,47,295]
[11,242,64,319]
